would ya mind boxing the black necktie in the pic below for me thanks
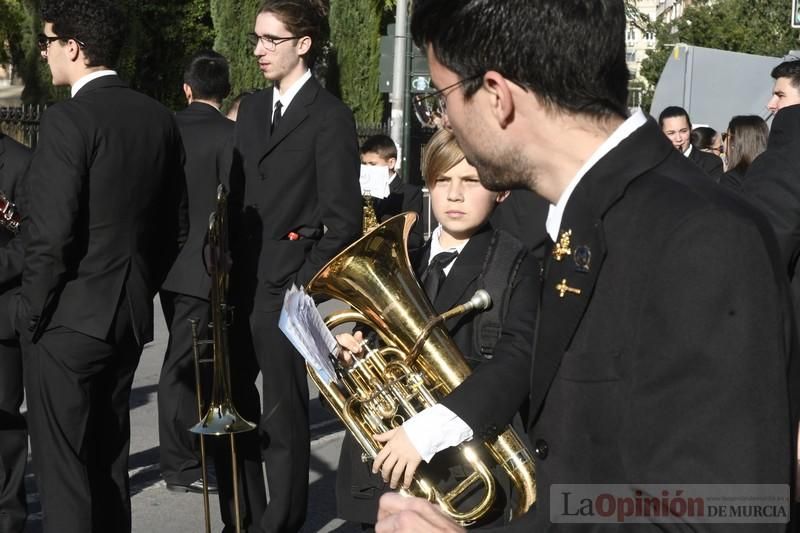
[420,250,458,301]
[271,101,283,135]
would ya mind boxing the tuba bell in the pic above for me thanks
[306,212,536,525]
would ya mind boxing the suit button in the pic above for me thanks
[534,439,549,460]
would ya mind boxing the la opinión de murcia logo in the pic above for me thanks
[550,484,789,524]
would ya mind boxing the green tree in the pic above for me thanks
[210,0,267,106]
[328,0,386,123]
[641,0,800,94]
[118,0,215,109]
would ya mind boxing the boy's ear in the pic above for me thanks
[496,191,510,203]
[387,157,397,171]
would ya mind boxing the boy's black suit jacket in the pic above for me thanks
[17,75,186,344]
[443,119,795,532]
[229,76,362,311]
[161,101,234,300]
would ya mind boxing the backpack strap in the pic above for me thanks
[473,229,527,359]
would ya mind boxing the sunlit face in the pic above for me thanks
[253,12,308,85]
[361,151,396,172]
[41,22,69,86]
[427,49,532,193]
[661,116,691,152]
[430,159,506,242]
[767,77,800,114]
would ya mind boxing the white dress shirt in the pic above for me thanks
[404,109,649,463]
[272,69,312,117]
[71,70,117,97]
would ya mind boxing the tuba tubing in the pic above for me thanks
[306,213,536,525]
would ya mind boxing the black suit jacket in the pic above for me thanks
[742,103,800,430]
[489,189,550,256]
[444,119,794,532]
[229,76,362,311]
[412,226,538,366]
[0,135,30,339]
[161,101,234,299]
[687,145,724,182]
[17,75,186,344]
[374,174,423,253]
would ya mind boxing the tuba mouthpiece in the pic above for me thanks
[469,289,492,311]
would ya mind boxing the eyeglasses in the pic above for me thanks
[37,33,86,52]
[412,73,484,127]
[247,33,298,51]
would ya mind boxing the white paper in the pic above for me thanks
[279,285,339,384]
[359,164,391,199]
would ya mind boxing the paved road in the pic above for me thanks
[21,297,362,533]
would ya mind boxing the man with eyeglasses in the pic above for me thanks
[18,1,186,532]
[375,0,795,531]
[224,1,361,532]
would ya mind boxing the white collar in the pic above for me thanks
[272,69,312,115]
[683,144,693,157]
[71,70,117,97]
[545,110,648,241]
[429,225,469,276]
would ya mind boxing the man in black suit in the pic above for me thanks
[18,2,185,531]
[376,1,795,531]
[659,106,725,182]
[766,60,800,115]
[0,133,30,533]
[360,134,423,251]
[225,1,361,531]
[158,50,234,494]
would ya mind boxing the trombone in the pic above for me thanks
[190,184,256,533]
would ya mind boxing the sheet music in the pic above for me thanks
[359,164,391,199]
[279,285,338,384]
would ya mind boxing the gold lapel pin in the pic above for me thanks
[556,278,581,298]
[553,229,572,261]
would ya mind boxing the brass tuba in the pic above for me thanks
[306,212,536,525]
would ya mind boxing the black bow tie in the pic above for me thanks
[419,250,458,301]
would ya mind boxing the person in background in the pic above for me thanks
[691,125,723,158]
[158,49,234,495]
[19,1,185,530]
[360,134,423,251]
[719,115,768,190]
[0,132,30,533]
[224,0,362,531]
[659,106,724,182]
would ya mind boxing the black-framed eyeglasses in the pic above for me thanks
[247,33,299,51]
[37,33,86,52]
[412,73,484,128]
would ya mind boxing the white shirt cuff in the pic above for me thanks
[403,404,474,462]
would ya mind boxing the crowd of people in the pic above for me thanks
[1,0,800,532]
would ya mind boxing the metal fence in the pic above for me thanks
[0,105,44,148]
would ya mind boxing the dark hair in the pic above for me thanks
[725,115,768,175]
[41,0,126,68]
[184,51,231,103]
[658,106,691,128]
[258,0,329,67]
[691,126,717,151]
[360,134,397,160]
[410,0,629,120]
[771,60,800,89]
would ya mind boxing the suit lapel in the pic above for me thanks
[261,77,319,161]
[527,118,673,425]
[434,227,491,313]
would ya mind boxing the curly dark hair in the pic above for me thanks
[41,0,126,68]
